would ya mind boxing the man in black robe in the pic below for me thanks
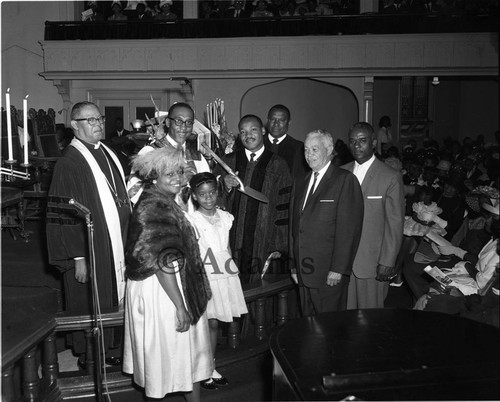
[46,101,131,368]
[217,114,292,283]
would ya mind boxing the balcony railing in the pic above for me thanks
[2,274,294,401]
[44,13,500,41]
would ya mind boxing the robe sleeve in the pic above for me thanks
[46,158,88,272]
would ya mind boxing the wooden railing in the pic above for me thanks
[2,274,294,401]
[44,13,500,41]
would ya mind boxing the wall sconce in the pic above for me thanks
[131,119,145,132]
[432,76,440,86]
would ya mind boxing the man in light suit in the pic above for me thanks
[342,122,404,309]
[290,129,364,315]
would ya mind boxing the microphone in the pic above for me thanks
[48,196,91,217]
[69,199,92,216]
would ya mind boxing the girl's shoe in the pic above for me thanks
[200,378,218,390]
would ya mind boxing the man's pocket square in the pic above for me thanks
[320,199,335,203]
[367,196,383,199]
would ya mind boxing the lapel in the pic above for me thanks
[360,159,379,193]
[301,164,334,213]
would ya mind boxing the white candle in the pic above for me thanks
[23,95,29,165]
[206,104,211,129]
[5,88,13,161]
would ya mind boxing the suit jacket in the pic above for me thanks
[290,164,364,288]
[223,6,250,18]
[342,158,404,278]
[109,129,131,142]
[263,134,309,178]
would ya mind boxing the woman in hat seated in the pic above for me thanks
[108,1,128,20]
[155,0,178,20]
[123,146,212,401]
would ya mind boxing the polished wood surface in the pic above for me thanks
[270,309,500,401]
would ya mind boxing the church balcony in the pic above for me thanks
[44,13,499,41]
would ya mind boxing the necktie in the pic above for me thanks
[250,152,256,163]
[273,138,279,145]
[303,172,319,210]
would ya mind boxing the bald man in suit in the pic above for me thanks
[342,122,404,309]
[290,129,364,315]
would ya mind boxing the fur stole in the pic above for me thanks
[126,185,211,324]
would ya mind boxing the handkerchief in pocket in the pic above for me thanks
[320,199,334,203]
[367,195,382,199]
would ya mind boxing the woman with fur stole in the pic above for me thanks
[122,146,213,401]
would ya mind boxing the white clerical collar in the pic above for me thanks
[268,133,287,145]
[77,137,101,149]
[245,146,265,162]
[167,134,184,150]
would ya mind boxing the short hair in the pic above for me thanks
[168,102,194,116]
[239,114,264,129]
[71,102,98,120]
[268,104,291,120]
[189,172,217,190]
[379,115,391,128]
[131,147,190,181]
[305,129,334,153]
[349,122,375,138]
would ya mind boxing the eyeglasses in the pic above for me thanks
[165,169,184,178]
[168,117,194,127]
[74,116,106,126]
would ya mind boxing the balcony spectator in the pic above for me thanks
[108,1,128,21]
[134,1,152,20]
[277,0,300,16]
[297,0,319,15]
[155,0,178,20]
[224,0,251,18]
[82,1,104,21]
[251,0,275,17]
[199,1,221,18]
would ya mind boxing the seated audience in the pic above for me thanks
[251,0,274,16]
[134,2,152,20]
[155,0,178,20]
[224,0,251,17]
[108,1,128,21]
[82,1,104,21]
[414,198,499,326]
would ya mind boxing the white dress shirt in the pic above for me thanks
[267,134,287,145]
[245,146,265,162]
[353,154,376,185]
[302,161,331,209]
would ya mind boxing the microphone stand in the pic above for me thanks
[75,202,104,401]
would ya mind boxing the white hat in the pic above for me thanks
[111,1,123,9]
[160,0,173,7]
[482,198,500,216]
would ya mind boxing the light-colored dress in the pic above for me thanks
[189,209,248,322]
[123,272,213,398]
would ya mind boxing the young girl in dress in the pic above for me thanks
[188,172,248,390]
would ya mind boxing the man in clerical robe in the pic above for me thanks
[216,114,292,283]
[46,101,131,369]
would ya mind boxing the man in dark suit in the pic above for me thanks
[263,104,308,177]
[290,129,364,315]
[342,122,404,309]
[108,117,131,144]
[223,0,251,17]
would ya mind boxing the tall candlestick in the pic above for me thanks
[5,88,14,161]
[23,95,29,165]
[206,104,211,129]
